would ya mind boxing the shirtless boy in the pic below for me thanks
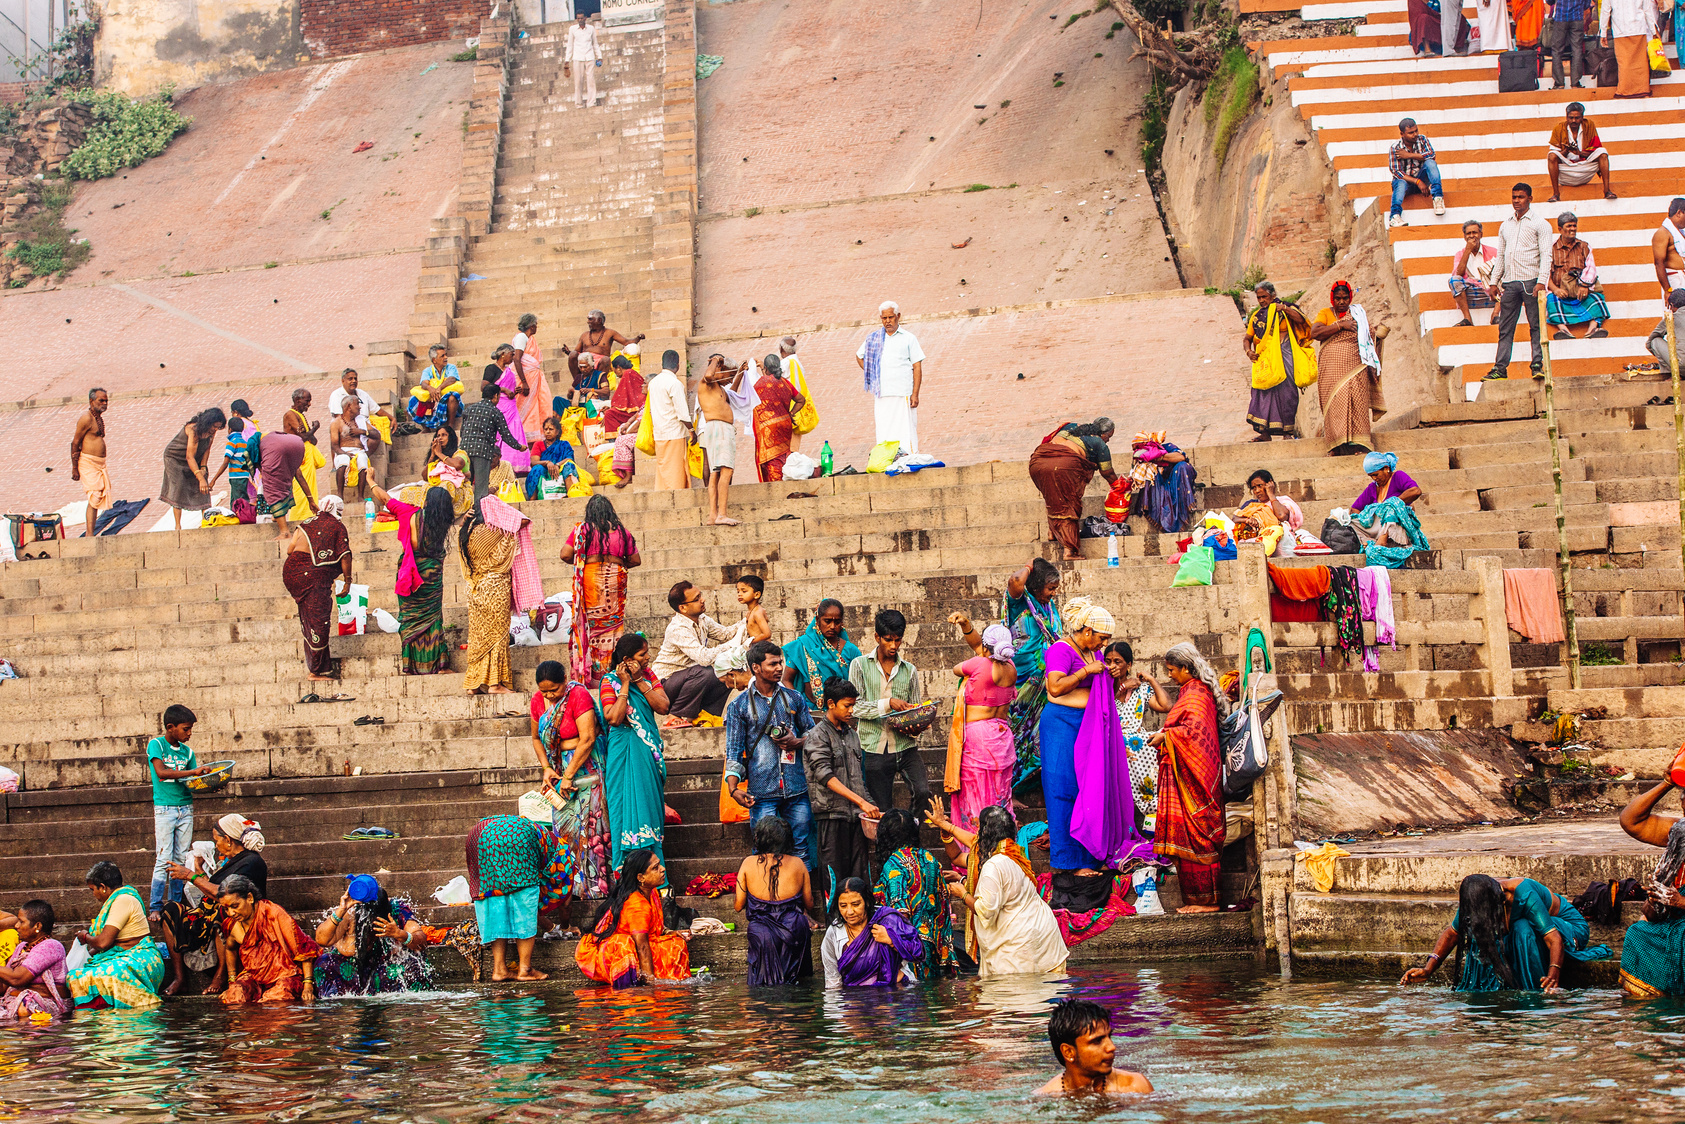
[698,354,748,526]
[1036,1000,1154,1098]
[329,398,371,501]
[70,387,111,540]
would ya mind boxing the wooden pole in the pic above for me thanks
[1538,289,1581,689]
[1666,302,1683,636]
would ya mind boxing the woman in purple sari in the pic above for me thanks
[735,816,814,987]
[822,878,924,987]
[483,345,531,472]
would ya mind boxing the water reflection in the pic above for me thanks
[3,966,1685,1121]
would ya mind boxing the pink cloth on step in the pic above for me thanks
[1503,568,1565,644]
[1355,566,1396,673]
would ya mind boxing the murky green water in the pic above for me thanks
[10,965,1685,1122]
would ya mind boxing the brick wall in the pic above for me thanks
[300,0,491,59]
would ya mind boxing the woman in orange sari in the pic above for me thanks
[575,849,690,988]
[562,495,641,685]
[1149,643,1228,914]
[216,875,321,1004]
[1510,0,1544,47]
[753,354,805,482]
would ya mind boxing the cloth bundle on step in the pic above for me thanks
[1269,563,1329,623]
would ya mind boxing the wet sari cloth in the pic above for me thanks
[753,373,797,481]
[961,841,1037,959]
[1622,895,1685,997]
[282,512,350,676]
[875,846,956,979]
[312,899,435,997]
[1069,667,1154,870]
[1155,679,1225,903]
[970,848,1068,978]
[745,884,814,986]
[575,888,690,988]
[1034,871,1136,947]
[828,907,926,986]
[223,900,322,1005]
[541,685,612,899]
[597,670,668,870]
[569,523,635,684]
[461,522,517,692]
[388,500,448,674]
[67,886,164,1009]
[1351,496,1430,568]
[1005,591,1062,789]
[467,815,547,941]
[1,937,68,1018]
[1456,878,1610,991]
[783,620,862,707]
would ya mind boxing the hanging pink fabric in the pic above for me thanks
[1068,667,1155,869]
[479,495,544,612]
[1355,566,1397,672]
[1503,568,1566,643]
[388,500,423,597]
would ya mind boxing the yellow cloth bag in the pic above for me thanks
[634,396,656,457]
[786,354,819,436]
[595,451,621,487]
[1249,302,1318,390]
[1649,37,1671,73]
[687,440,705,479]
[496,480,524,504]
[566,477,594,498]
[367,414,393,446]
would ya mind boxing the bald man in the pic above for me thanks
[856,302,923,454]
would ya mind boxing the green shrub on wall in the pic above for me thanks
[61,88,192,180]
[1202,45,1259,168]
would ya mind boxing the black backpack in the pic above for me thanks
[1320,517,1362,556]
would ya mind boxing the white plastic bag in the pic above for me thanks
[510,611,542,647]
[0,764,17,793]
[1132,866,1165,915]
[335,583,369,636]
[372,608,400,633]
[433,875,471,905]
[782,451,817,480]
[64,938,89,973]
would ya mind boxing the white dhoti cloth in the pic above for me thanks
[873,395,918,454]
[1551,148,1606,186]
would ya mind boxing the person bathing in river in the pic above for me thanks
[1400,873,1608,991]
[1615,766,1685,997]
[1037,999,1154,1097]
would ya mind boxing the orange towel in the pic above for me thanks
[1269,563,1331,601]
[1503,568,1565,644]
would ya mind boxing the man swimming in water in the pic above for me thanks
[1036,999,1154,1097]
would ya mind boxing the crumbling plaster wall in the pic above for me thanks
[90,0,308,97]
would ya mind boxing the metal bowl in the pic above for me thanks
[885,701,938,737]
[185,760,236,793]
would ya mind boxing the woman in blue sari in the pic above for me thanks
[1400,873,1608,992]
[524,416,581,500]
[597,633,671,873]
[1004,558,1063,789]
[780,599,861,707]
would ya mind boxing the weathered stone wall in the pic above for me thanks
[0,100,93,289]
[299,0,489,59]
[90,0,309,96]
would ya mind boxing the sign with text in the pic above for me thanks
[600,0,664,26]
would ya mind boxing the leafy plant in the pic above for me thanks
[61,88,191,180]
[964,183,993,192]
[451,46,478,62]
[1202,44,1260,168]
[1140,72,1172,171]
[1582,643,1624,666]
[4,180,89,283]
[1063,8,1093,26]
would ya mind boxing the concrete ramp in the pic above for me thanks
[1292,729,1531,836]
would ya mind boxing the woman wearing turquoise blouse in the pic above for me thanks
[1003,557,1064,789]
[1400,874,1609,992]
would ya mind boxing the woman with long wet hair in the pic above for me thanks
[1400,873,1608,991]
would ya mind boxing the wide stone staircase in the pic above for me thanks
[1257,0,1684,382]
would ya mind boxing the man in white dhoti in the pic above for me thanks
[856,301,924,455]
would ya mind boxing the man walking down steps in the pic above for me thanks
[565,12,604,108]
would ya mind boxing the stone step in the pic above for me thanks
[1289,890,1634,962]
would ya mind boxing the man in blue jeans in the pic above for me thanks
[147,704,216,920]
[724,639,817,872]
[1389,118,1445,228]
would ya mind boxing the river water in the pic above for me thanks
[10,964,1685,1122]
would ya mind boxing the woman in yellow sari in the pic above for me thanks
[459,498,520,695]
[1242,281,1313,443]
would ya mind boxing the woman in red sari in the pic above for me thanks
[753,354,805,482]
[281,494,352,681]
[216,875,321,1004]
[1149,642,1228,914]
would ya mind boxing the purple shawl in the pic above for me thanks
[836,907,923,986]
[861,328,885,398]
[1069,667,1155,868]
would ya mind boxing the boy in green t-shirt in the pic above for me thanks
[148,704,214,919]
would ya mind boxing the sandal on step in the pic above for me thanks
[1588,328,1608,338]
[1552,331,1572,340]
[1454,318,1473,327]
[322,692,357,702]
[343,826,399,840]
[297,693,322,704]
[1604,191,1618,200]
[661,716,694,729]
[352,715,386,726]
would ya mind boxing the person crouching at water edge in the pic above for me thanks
[1037,999,1153,1097]
[1615,765,1685,998]
[1399,873,1607,991]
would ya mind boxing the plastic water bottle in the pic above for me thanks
[364,498,375,531]
[819,441,833,476]
[1107,533,1119,567]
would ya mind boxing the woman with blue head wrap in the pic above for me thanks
[1350,450,1429,567]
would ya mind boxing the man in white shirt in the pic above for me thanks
[855,301,924,454]
[1484,183,1554,381]
[326,368,392,486]
[778,336,812,454]
[563,12,603,108]
[652,580,745,723]
[647,349,692,490]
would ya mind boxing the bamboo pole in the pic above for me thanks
[1538,289,1581,689]
[1667,303,1683,636]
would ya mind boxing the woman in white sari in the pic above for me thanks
[936,805,1068,979]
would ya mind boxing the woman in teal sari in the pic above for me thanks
[873,809,956,980]
[1400,873,1608,992]
[1616,779,1685,997]
[67,862,165,1010]
[1004,558,1064,789]
[597,633,672,872]
[780,599,861,707]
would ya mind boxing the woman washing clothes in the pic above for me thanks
[822,877,926,987]
[944,612,1019,857]
[933,805,1068,979]
[1400,873,1608,991]
[216,875,320,1005]
[1151,643,1228,913]
[734,815,813,986]
[67,862,165,1009]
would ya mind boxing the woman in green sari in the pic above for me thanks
[1004,558,1064,789]
[1400,873,1607,992]
[596,632,672,873]
[67,862,165,1010]
[372,483,457,674]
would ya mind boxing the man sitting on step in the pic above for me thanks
[1387,118,1445,228]
[1647,288,1685,370]
[1545,212,1611,340]
[1546,103,1616,203]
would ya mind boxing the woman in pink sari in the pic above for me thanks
[483,345,531,472]
[0,901,70,1018]
[512,314,555,445]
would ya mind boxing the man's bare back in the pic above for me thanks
[1655,222,1685,294]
